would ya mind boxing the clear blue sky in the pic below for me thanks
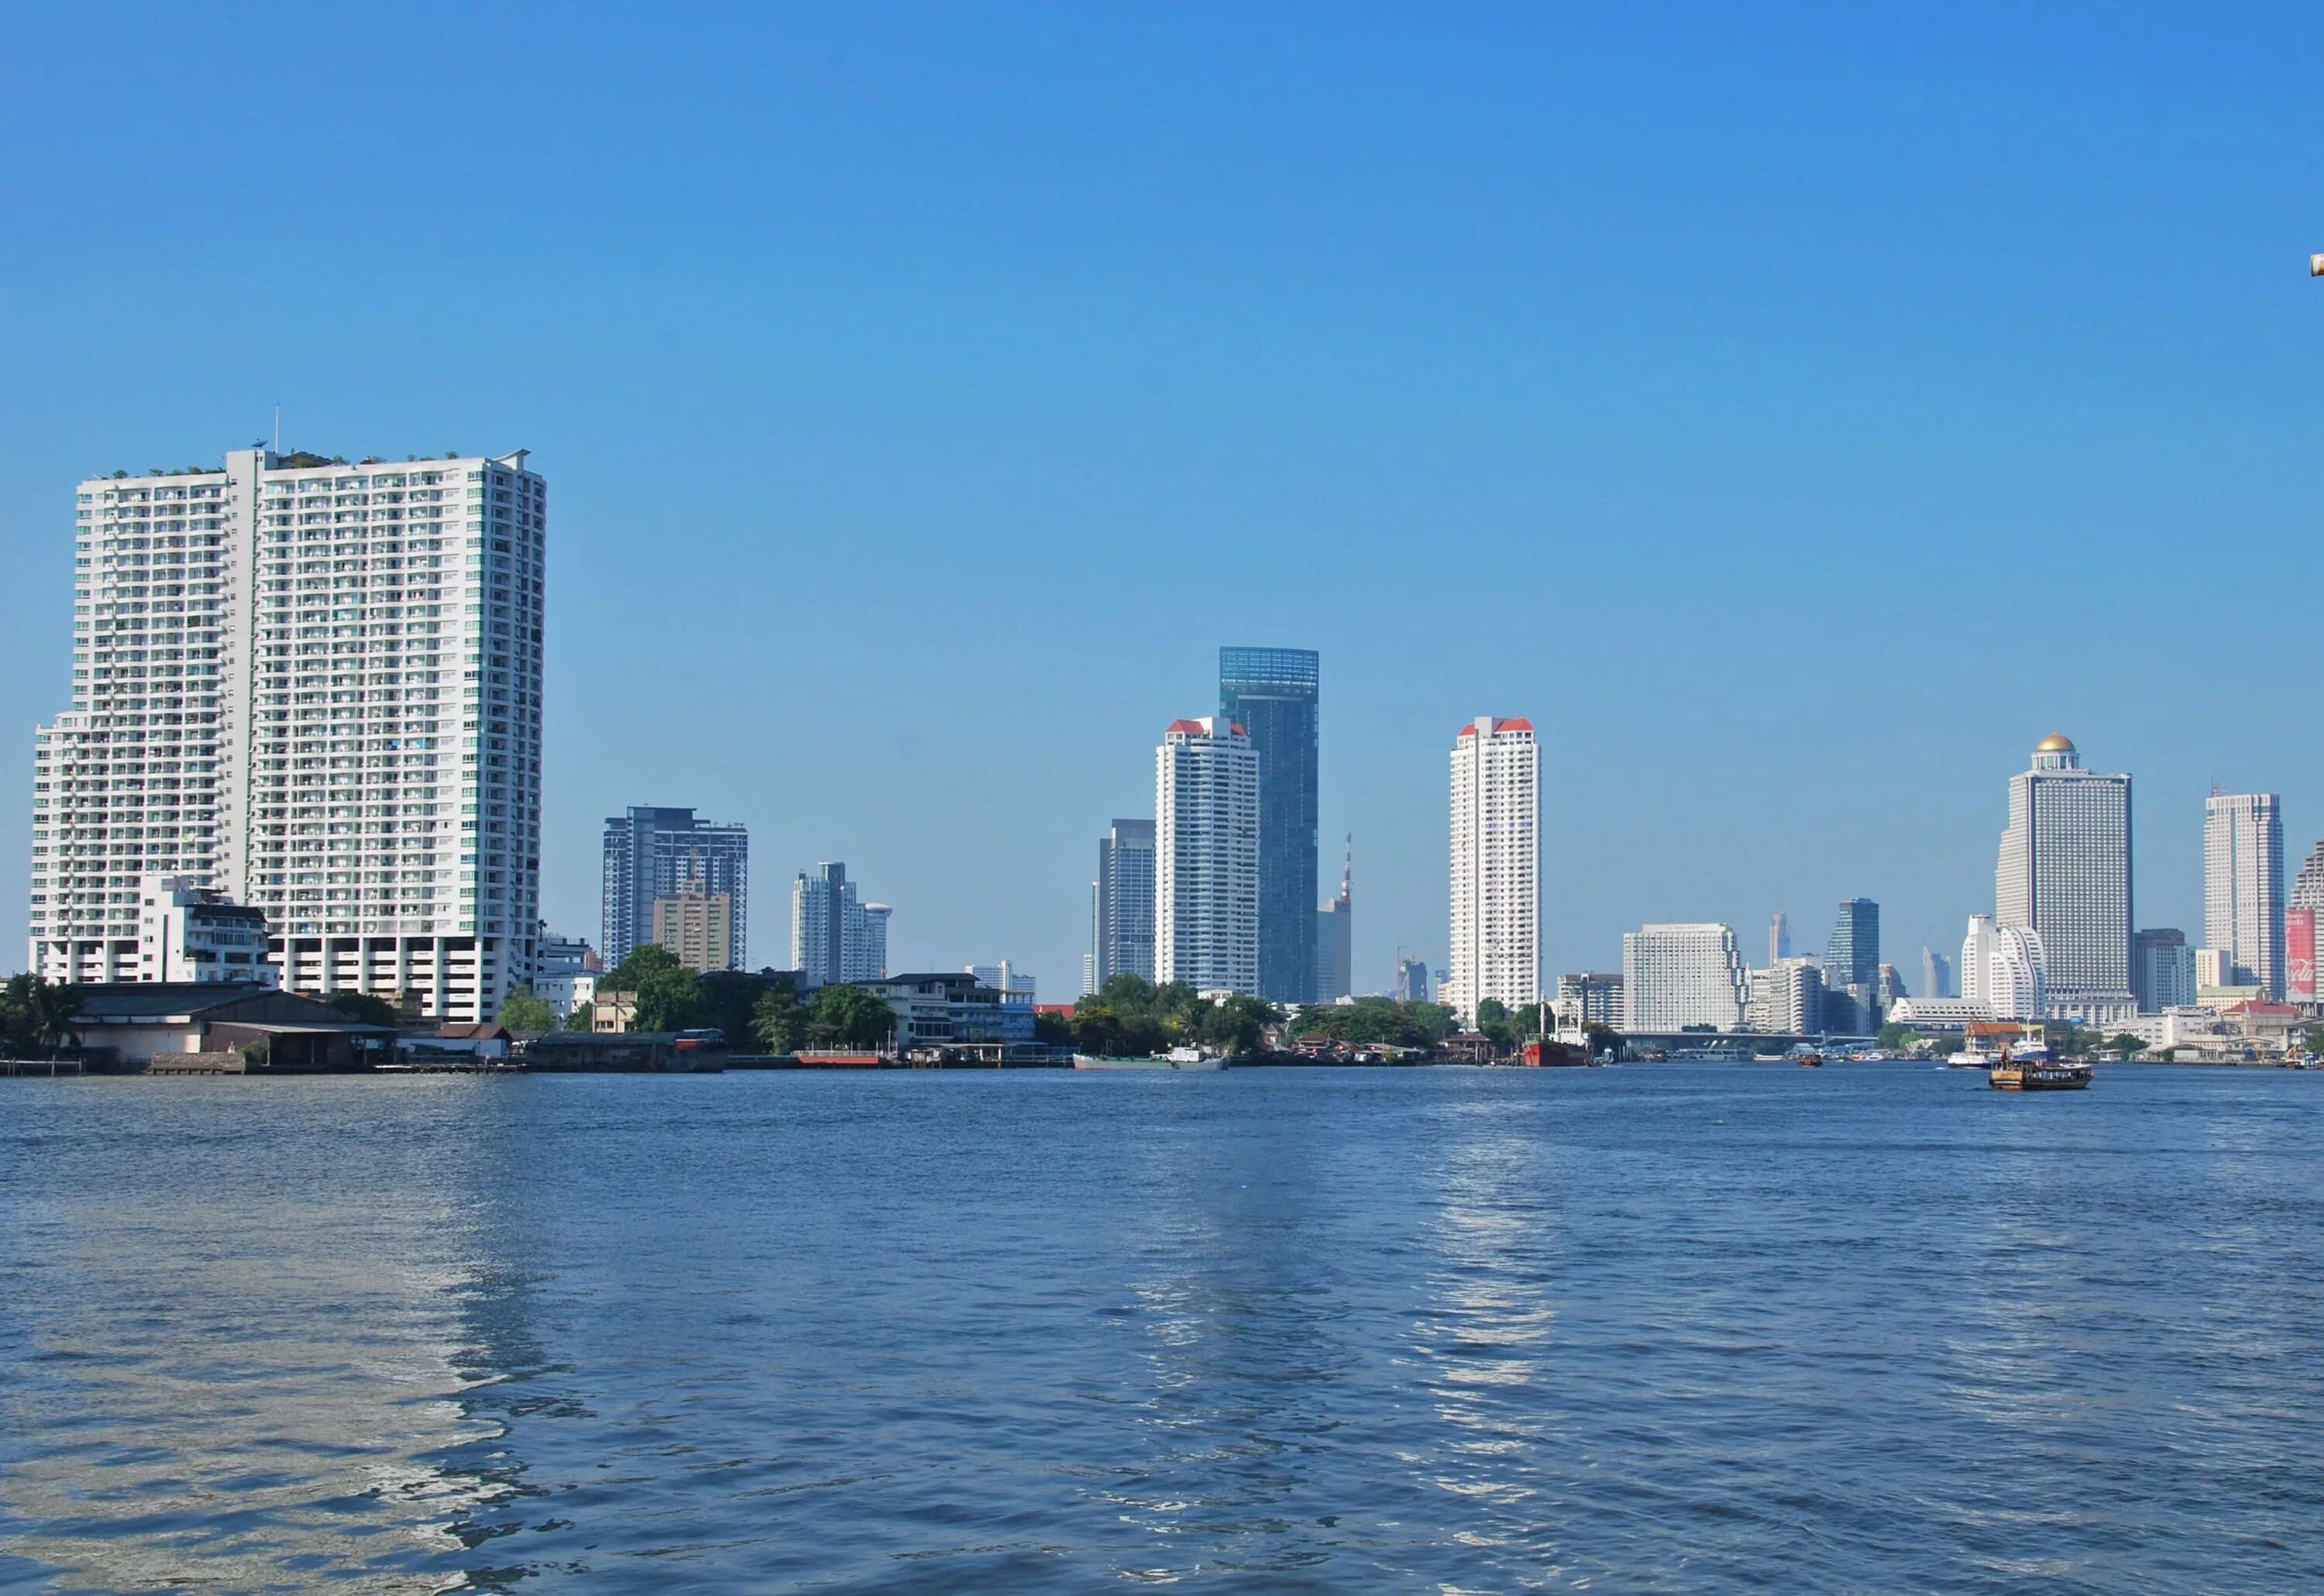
[5,3,2322,992]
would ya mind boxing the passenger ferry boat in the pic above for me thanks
[1988,1043,2092,1092]
[1072,1046,1227,1072]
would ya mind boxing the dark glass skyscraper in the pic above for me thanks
[1219,645,1319,1003]
[1824,898,1880,989]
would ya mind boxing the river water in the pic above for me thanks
[2,1065,2319,1593]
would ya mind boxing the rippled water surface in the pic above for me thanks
[3,1065,2322,1592]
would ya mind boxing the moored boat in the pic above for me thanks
[1073,1046,1227,1072]
[1797,1053,1823,1068]
[1988,1043,2091,1092]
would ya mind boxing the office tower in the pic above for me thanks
[1449,716,1540,1023]
[1996,733,2133,1023]
[1988,926,2047,1022]
[2132,928,2195,1013]
[602,807,750,972]
[1154,717,1260,994]
[1093,817,1157,985]
[1961,914,1999,1012]
[1219,646,1319,1003]
[1314,834,1353,1002]
[1555,971,1624,1026]
[30,448,545,1020]
[789,862,888,984]
[1396,955,1432,1004]
[1746,958,1823,1033]
[1824,899,1879,989]
[2203,791,2284,996]
[651,877,733,974]
[1769,912,1790,965]
[1922,947,1954,1000]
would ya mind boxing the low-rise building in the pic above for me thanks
[133,875,275,987]
[66,982,395,1070]
[592,989,639,1034]
[1883,996,1995,1033]
[865,972,1035,1053]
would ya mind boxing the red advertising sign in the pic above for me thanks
[2288,909,2315,1002]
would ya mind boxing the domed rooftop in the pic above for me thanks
[2036,732,2075,753]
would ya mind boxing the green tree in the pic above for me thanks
[700,970,785,1046]
[807,984,895,1049]
[1875,1022,1922,1051]
[324,991,401,1028]
[1583,1023,1621,1059]
[1070,1004,1128,1057]
[2106,1032,2148,1058]
[1033,1008,1075,1046]
[0,975,45,1056]
[751,982,808,1053]
[631,964,707,1032]
[495,982,556,1034]
[1198,994,1274,1055]
[600,942,684,993]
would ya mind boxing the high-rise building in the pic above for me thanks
[29,448,545,1020]
[2293,839,2324,914]
[1154,717,1260,995]
[1093,817,1157,985]
[2131,927,2195,1013]
[1989,926,2047,1022]
[651,881,734,974]
[1556,971,1624,1027]
[1083,882,1100,997]
[1824,899,1879,989]
[602,807,749,972]
[790,863,888,984]
[1877,964,1907,1003]
[1769,912,1790,965]
[1621,924,1748,1031]
[1448,716,1539,1023]
[1747,957,1823,1033]
[1396,955,1432,1004]
[1218,647,1319,1003]
[1314,834,1353,1003]
[1922,947,1954,1000]
[1996,733,2133,1023]
[2203,791,2284,997]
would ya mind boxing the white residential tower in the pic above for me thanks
[1154,717,1259,996]
[1448,716,1538,1023]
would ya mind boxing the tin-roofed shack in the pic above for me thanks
[67,982,398,1073]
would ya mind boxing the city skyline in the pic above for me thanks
[6,9,2324,999]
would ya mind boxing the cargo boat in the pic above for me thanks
[1072,1047,1227,1072]
[1989,1044,2091,1092]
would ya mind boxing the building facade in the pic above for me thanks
[1746,957,1823,1033]
[1555,971,1624,1027]
[1988,925,2047,1022]
[1093,817,1156,985]
[1448,716,1539,1023]
[1922,947,1954,1000]
[790,862,888,985]
[133,874,275,985]
[1824,899,1879,989]
[651,886,734,973]
[2202,791,2284,998]
[601,806,748,971]
[1155,717,1260,995]
[30,448,545,1021]
[2132,927,2195,1014]
[1396,956,1432,1004]
[1218,647,1319,1003]
[1621,924,1748,1031]
[1996,733,2133,1023]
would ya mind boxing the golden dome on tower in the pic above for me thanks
[2035,732,2075,753]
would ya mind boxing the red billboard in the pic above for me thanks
[2288,909,2315,1002]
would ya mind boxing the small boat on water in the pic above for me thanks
[1988,1043,2092,1092]
[1947,1051,1996,1070]
[1797,1053,1823,1068]
[1072,1046,1227,1072]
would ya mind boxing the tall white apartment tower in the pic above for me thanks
[1153,717,1259,996]
[1448,715,1539,1024]
[1995,733,2133,1024]
[2203,790,2284,998]
[30,447,545,1020]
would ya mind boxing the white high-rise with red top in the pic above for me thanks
[1449,715,1538,1025]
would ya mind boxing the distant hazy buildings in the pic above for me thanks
[133,875,275,986]
[33,449,545,1021]
[791,863,888,985]
[1448,717,1540,1023]
[1396,955,1432,1004]
[1622,924,1748,1031]
[1093,818,1157,986]
[1922,947,1954,1000]
[1314,837,1353,1003]
[603,807,749,972]
[1155,717,1260,995]
[1219,647,1319,1003]
[2203,791,2284,997]
[1769,912,1789,965]
[968,961,1036,1004]
[2132,928,2195,1014]
[1996,734,2133,1023]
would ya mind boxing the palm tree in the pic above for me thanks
[29,980,79,1057]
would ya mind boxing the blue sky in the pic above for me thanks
[4,3,2322,993]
